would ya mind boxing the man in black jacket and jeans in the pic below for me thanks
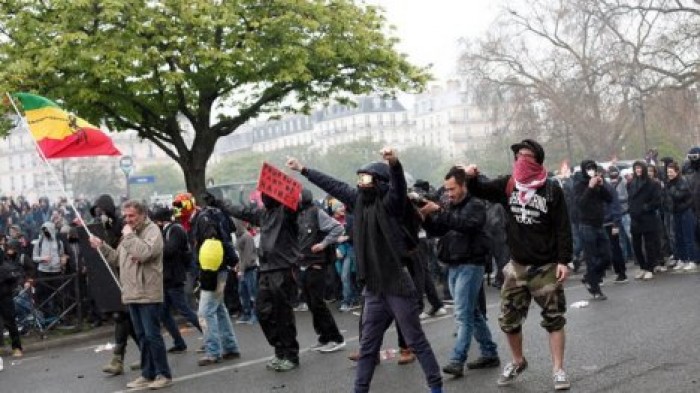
[287,147,443,393]
[574,160,613,299]
[420,166,499,378]
[151,208,202,353]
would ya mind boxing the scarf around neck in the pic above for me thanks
[512,158,548,207]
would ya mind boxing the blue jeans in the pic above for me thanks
[162,285,202,348]
[571,223,583,260]
[198,272,240,358]
[673,209,699,261]
[238,268,258,319]
[447,264,498,364]
[620,214,633,261]
[579,225,610,293]
[340,246,357,306]
[129,303,172,379]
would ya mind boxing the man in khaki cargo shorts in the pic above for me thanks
[464,139,572,391]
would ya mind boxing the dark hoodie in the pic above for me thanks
[302,161,416,296]
[233,219,257,272]
[90,194,123,248]
[627,161,662,233]
[296,190,344,268]
[227,198,299,273]
[574,160,612,228]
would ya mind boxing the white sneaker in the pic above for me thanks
[635,270,646,279]
[433,307,448,316]
[419,311,431,320]
[683,262,698,271]
[319,341,346,353]
[673,262,687,271]
[642,271,654,280]
[310,341,326,351]
[654,265,667,273]
[553,369,571,390]
[126,376,153,389]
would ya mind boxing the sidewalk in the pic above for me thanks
[20,323,114,353]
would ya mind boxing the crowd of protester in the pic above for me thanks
[2,143,700,392]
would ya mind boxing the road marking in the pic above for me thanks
[112,283,588,392]
[111,314,454,393]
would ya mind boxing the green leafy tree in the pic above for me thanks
[209,151,266,185]
[0,0,429,198]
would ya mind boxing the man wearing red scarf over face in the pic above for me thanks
[463,139,573,391]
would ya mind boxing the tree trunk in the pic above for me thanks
[179,129,218,203]
[183,162,207,203]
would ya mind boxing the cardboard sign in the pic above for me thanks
[257,162,302,211]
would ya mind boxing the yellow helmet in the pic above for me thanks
[198,239,223,271]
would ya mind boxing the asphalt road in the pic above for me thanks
[2,269,700,393]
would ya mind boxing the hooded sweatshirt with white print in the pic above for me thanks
[32,221,63,273]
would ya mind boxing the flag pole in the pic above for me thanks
[5,92,122,291]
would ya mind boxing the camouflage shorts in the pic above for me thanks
[498,261,566,334]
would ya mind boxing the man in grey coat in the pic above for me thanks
[90,200,171,390]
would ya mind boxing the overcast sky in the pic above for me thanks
[369,0,503,84]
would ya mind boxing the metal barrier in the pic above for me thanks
[24,273,83,335]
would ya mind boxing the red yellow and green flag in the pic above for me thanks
[12,93,121,159]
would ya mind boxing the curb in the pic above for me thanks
[23,325,114,353]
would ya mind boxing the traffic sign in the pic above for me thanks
[119,155,134,176]
[128,175,156,185]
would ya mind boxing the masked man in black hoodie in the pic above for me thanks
[226,190,301,372]
[287,147,443,393]
[574,160,613,300]
[628,161,663,280]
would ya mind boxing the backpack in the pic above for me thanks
[194,207,237,268]
[164,222,193,269]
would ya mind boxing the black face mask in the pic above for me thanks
[43,230,51,239]
[359,186,378,203]
[261,194,280,209]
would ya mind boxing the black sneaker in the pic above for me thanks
[614,276,628,284]
[222,351,241,360]
[167,345,187,354]
[591,292,608,301]
[467,356,501,369]
[442,362,464,377]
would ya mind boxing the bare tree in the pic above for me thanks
[459,0,636,160]
[600,0,699,88]
[458,0,700,159]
